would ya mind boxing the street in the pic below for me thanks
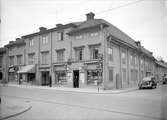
[0,85,167,120]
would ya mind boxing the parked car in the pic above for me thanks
[162,77,167,84]
[138,76,157,89]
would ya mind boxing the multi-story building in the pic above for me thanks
[0,47,7,82]
[4,38,26,83]
[2,12,167,89]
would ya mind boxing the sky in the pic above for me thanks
[1,0,167,61]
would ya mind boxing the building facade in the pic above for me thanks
[1,12,167,89]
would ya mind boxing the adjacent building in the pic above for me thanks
[1,12,167,90]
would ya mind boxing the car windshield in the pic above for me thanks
[143,77,151,81]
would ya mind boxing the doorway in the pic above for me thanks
[73,70,79,88]
[41,71,50,86]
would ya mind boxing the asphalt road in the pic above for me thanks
[0,85,167,120]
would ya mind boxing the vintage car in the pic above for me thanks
[162,77,167,84]
[138,76,157,89]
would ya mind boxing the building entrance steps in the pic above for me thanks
[1,83,139,94]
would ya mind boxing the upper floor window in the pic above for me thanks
[90,32,98,37]
[121,50,126,64]
[41,51,49,64]
[140,59,144,68]
[56,50,64,62]
[90,46,99,60]
[134,55,137,66]
[42,35,48,44]
[75,35,83,40]
[29,38,34,46]
[16,55,22,65]
[58,32,64,41]
[0,56,2,67]
[28,53,35,65]
[9,56,14,66]
[75,47,84,61]
[108,41,113,61]
[130,54,135,67]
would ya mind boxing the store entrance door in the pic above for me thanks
[73,70,79,88]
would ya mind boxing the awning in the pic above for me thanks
[17,65,35,73]
[9,67,15,73]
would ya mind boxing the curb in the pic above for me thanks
[2,84,139,94]
[0,106,32,120]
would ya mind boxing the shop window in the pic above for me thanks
[87,70,99,85]
[56,71,67,84]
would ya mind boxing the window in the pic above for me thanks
[16,55,22,65]
[109,68,113,82]
[130,54,135,66]
[75,48,84,61]
[29,38,34,46]
[55,71,67,84]
[140,58,144,68]
[87,70,100,85]
[9,56,14,66]
[122,68,126,82]
[41,51,49,64]
[57,50,64,62]
[75,35,83,40]
[108,41,113,61]
[58,32,64,41]
[134,55,137,66]
[121,51,126,64]
[42,35,48,44]
[90,46,99,59]
[0,56,2,67]
[90,32,98,37]
[28,53,35,65]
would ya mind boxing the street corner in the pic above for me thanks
[0,99,32,120]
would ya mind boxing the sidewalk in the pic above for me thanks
[0,98,32,120]
[1,83,139,94]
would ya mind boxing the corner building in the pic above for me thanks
[5,12,165,90]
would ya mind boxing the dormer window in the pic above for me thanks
[76,35,82,40]
[90,32,98,37]
[29,38,34,46]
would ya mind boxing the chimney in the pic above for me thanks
[9,41,14,44]
[135,41,141,47]
[16,38,21,41]
[86,12,95,21]
[39,27,47,32]
[56,24,63,27]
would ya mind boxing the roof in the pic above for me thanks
[68,19,109,35]
[5,39,26,48]
[22,23,77,39]
[141,47,154,59]
[156,61,167,68]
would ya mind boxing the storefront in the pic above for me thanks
[17,65,36,84]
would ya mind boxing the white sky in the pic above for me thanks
[1,0,167,61]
